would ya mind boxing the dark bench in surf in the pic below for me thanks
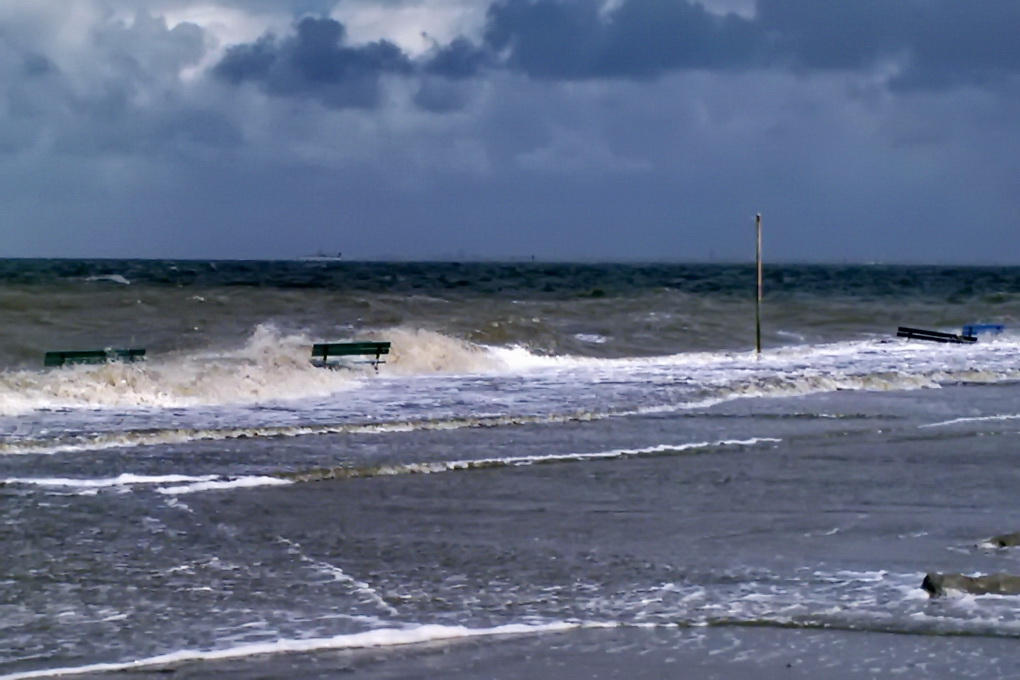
[896,326,976,344]
[311,341,390,371]
[44,348,146,367]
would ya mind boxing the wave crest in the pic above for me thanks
[0,325,513,415]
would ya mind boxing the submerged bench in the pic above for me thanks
[311,341,391,371]
[896,326,976,344]
[44,348,146,367]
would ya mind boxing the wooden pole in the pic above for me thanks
[755,213,762,355]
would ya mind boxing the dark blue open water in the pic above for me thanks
[3,261,1020,678]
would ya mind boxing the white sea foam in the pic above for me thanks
[11,438,781,498]
[156,476,291,495]
[920,414,1020,428]
[0,326,511,417]
[0,326,358,415]
[575,333,608,344]
[2,473,289,496]
[84,274,130,285]
[4,473,217,491]
[4,332,1020,446]
[0,621,592,680]
[281,438,782,486]
[277,537,398,616]
[479,437,781,468]
[2,413,618,456]
[381,327,508,374]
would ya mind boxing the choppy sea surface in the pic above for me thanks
[3,260,1020,678]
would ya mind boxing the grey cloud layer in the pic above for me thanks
[484,0,761,78]
[207,0,1020,109]
[3,0,1019,261]
[495,0,1020,87]
[214,18,413,109]
[758,0,1020,89]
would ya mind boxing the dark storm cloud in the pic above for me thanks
[214,16,412,109]
[0,10,229,158]
[414,37,491,111]
[894,2,1020,90]
[210,2,762,110]
[21,53,54,77]
[423,37,492,80]
[483,0,762,79]
[212,0,1020,104]
[755,0,905,71]
[8,0,1020,262]
[480,0,1020,88]
[210,0,1020,113]
[157,109,243,150]
[412,78,472,113]
[757,0,1020,89]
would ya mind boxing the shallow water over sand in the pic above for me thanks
[4,261,1020,678]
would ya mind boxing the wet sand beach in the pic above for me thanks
[19,382,1020,680]
[6,262,1020,679]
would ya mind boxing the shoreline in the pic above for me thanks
[38,624,1020,680]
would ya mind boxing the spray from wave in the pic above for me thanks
[0,325,514,416]
[3,324,1020,427]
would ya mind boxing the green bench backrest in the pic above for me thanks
[311,342,391,358]
[896,327,976,344]
[44,349,146,367]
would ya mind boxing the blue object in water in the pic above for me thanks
[962,323,1005,338]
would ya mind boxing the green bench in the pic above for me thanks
[311,341,391,371]
[896,326,976,344]
[44,348,146,367]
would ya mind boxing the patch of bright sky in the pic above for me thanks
[158,5,292,80]
[601,0,755,18]
[702,0,756,18]
[162,4,289,44]
[0,0,100,54]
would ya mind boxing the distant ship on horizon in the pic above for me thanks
[299,250,343,261]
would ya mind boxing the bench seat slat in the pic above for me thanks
[311,342,391,357]
[896,327,976,344]
[44,348,146,367]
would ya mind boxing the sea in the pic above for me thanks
[3,259,1020,679]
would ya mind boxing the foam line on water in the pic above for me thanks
[279,438,782,484]
[3,474,290,496]
[0,414,606,456]
[0,621,593,680]
[156,476,290,494]
[8,438,781,497]
[277,537,399,617]
[4,404,719,457]
[920,413,1020,428]
[3,473,217,489]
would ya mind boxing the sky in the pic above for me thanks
[2,0,1020,263]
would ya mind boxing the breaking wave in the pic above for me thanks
[275,438,781,486]
[0,325,513,416]
[2,439,781,495]
[0,412,608,457]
